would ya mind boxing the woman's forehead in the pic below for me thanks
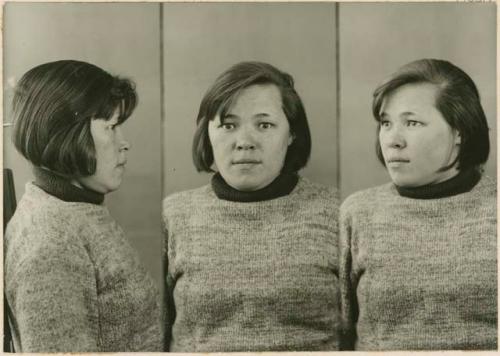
[380,83,439,116]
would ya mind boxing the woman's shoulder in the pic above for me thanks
[340,182,392,215]
[162,183,213,212]
[467,175,497,212]
[294,176,339,202]
[20,182,105,210]
[476,175,497,195]
[7,183,104,247]
[5,186,94,270]
[13,183,76,223]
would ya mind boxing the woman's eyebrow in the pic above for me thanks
[221,113,239,120]
[222,112,270,119]
[380,111,416,119]
[400,111,417,118]
[379,111,389,119]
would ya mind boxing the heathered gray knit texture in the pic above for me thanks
[4,183,163,352]
[339,176,497,350]
[162,177,340,351]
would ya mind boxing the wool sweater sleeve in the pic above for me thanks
[339,198,358,350]
[7,229,99,352]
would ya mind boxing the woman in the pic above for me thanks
[162,61,340,351]
[4,60,163,352]
[339,59,496,350]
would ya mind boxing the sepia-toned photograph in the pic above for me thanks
[2,1,497,352]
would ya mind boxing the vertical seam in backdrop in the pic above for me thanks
[159,3,165,200]
[335,3,341,195]
[158,3,168,347]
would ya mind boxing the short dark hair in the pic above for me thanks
[192,61,311,173]
[372,58,490,172]
[12,60,137,178]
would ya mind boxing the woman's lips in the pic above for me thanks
[232,159,261,164]
[232,159,261,169]
[386,158,410,167]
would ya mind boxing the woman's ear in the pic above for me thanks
[288,132,295,146]
[454,130,461,145]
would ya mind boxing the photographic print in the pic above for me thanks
[3,1,497,352]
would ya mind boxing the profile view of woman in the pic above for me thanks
[339,59,496,350]
[162,61,340,351]
[4,60,162,352]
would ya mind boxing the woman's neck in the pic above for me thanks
[395,168,481,199]
[33,166,104,204]
[211,171,299,202]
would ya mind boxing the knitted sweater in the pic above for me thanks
[162,177,340,351]
[339,176,497,350]
[4,183,163,352]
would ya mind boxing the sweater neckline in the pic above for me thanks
[211,171,299,202]
[395,168,481,199]
[33,167,104,205]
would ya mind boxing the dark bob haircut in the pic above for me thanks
[372,58,490,172]
[12,60,137,178]
[192,61,311,173]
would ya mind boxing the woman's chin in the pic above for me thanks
[74,179,122,195]
[228,182,260,192]
[226,176,273,192]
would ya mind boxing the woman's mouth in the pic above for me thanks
[386,158,410,167]
[232,159,261,169]
[232,159,261,165]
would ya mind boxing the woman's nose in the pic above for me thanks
[235,128,256,151]
[384,126,406,149]
[121,140,131,151]
[236,142,256,150]
[116,126,131,151]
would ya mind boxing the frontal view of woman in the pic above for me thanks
[163,62,340,351]
[4,60,162,352]
[340,59,496,350]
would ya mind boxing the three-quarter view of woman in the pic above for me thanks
[4,60,163,352]
[339,59,496,350]
[162,61,340,351]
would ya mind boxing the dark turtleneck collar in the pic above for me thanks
[211,171,299,202]
[33,167,104,205]
[395,168,481,199]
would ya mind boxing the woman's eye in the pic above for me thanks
[380,120,390,128]
[407,120,422,127]
[221,123,235,130]
[259,122,274,129]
